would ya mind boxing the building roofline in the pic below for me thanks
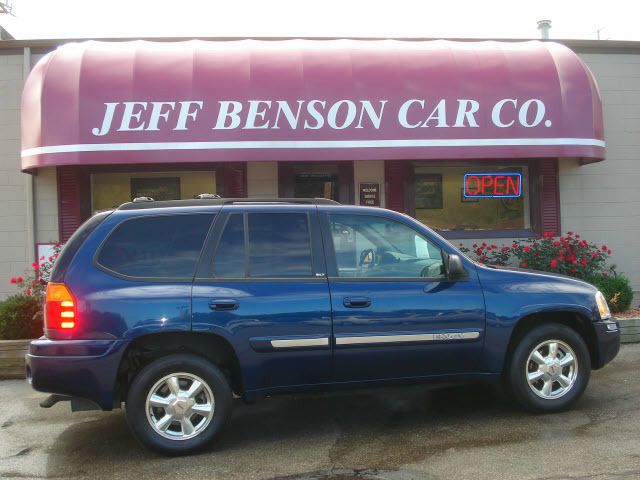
[1,36,640,53]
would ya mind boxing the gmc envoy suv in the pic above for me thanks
[26,198,620,455]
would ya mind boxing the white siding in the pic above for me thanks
[34,167,59,244]
[0,50,27,298]
[558,53,640,295]
[247,161,278,198]
[354,160,386,208]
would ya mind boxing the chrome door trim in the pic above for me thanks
[270,337,330,348]
[335,330,480,346]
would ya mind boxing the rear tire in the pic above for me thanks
[507,323,590,413]
[125,354,233,455]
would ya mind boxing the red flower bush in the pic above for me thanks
[8,244,62,298]
[459,241,513,266]
[460,231,612,280]
[512,231,611,279]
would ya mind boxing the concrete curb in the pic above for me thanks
[0,339,30,380]
[615,317,640,344]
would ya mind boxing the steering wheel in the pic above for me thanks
[359,248,378,267]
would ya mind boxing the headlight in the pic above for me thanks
[595,291,611,320]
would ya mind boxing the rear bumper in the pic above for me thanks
[25,338,128,410]
[593,319,621,369]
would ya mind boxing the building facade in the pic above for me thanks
[1,38,639,299]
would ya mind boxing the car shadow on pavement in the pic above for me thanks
[36,348,638,479]
[43,383,523,477]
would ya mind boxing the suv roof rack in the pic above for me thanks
[118,197,340,210]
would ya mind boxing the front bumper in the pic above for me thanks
[25,338,128,410]
[593,319,621,369]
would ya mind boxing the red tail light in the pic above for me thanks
[45,283,77,332]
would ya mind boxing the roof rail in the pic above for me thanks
[118,197,340,210]
[223,198,339,205]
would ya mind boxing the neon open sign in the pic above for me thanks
[463,172,522,198]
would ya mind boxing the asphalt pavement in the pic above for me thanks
[1,344,639,480]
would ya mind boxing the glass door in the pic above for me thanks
[293,173,339,201]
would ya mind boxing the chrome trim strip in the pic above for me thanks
[335,331,480,345]
[270,337,330,348]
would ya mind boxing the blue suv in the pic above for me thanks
[26,198,620,455]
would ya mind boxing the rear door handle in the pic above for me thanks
[208,299,239,311]
[343,296,371,308]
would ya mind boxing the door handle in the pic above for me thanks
[208,299,239,311]
[343,296,371,308]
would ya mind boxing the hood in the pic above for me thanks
[476,263,598,295]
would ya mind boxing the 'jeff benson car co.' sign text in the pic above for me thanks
[91,98,553,136]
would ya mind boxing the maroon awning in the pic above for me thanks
[21,39,605,171]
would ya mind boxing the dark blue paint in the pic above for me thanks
[329,279,485,380]
[192,280,332,389]
[27,203,620,410]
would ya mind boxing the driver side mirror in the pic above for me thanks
[446,254,467,280]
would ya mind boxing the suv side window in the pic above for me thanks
[212,212,313,278]
[50,211,111,283]
[328,214,445,279]
[212,214,245,278]
[248,213,312,278]
[97,214,214,278]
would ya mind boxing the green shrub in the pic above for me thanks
[0,294,43,339]
[589,274,634,313]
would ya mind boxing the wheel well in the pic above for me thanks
[116,332,243,402]
[504,312,598,373]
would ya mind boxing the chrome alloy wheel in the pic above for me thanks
[526,340,578,400]
[145,372,215,441]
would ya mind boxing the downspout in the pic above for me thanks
[23,46,35,263]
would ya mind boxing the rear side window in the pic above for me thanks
[50,211,111,283]
[211,212,313,278]
[248,213,312,278]
[212,214,245,278]
[97,214,214,278]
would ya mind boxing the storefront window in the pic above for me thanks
[294,173,338,201]
[279,162,352,203]
[414,165,529,233]
[91,170,216,212]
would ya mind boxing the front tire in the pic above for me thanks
[125,354,233,455]
[508,323,590,413]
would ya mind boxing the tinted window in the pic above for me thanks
[50,211,111,283]
[213,214,245,278]
[97,214,213,278]
[248,213,312,278]
[329,214,445,278]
